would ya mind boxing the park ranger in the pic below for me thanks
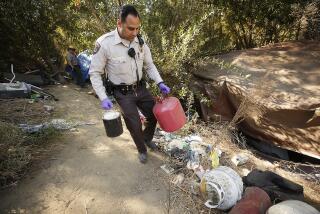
[89,5,170,163]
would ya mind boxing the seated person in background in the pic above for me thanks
[66,46,85,87]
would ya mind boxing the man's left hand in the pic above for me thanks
[158,82,170,95]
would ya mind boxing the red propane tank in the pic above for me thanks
[153,96,187,132]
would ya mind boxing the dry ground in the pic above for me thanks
[0,83,319,213]
[0,84,184,214]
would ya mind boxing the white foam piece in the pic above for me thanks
[103,111,120,120]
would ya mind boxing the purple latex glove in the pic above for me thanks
[101,97,113,110]
[159,82,170,95]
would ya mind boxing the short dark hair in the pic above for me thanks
[119,5,140,23]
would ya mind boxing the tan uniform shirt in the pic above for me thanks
[89,29,163,101]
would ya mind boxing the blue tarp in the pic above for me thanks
[77,51,92,80]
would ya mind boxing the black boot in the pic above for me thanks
[145,141,158,151]
[138,152,147,163]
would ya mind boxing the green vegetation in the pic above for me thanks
[0,122,61,187]
[0,0,319,94]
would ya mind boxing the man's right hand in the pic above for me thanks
[101,98,113,110]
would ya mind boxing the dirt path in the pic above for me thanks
[0,84,172,214]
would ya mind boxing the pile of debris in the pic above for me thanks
[0,81,58,101]
[154,129,320,214]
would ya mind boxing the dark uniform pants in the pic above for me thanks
[114,85,157,153]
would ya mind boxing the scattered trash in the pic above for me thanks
[166,139,188,151]
[266,200,319,214]
[165,133,180,142]
[172,173,185,186]
[210,149,220,169]
[194,165,205,180]
[229,187,272,214]
[0,82,31,99]
[185,135,203,143]
[231,154,249,166]
[70,128,78,132]
[160,164,175,174]
[187,151,201,170]
[156,130,210,165]
[1,65,57,100]
[156,129,248,210]
[154,127,317,211]
[44,105,54,112]
[155,129,181,142]
[189,141,207,156]
[200,166,243,210]
[19,119,96,133]
[167,147,188,161]
[3,66,46,86]
[215,148,223,157]
[30,93,41,101]
[75,121,96,126]
[243,169,304,202]
[28,84,58,101]
[19,124,45,133]
[153,128,163,138]
[241,168,251,176]
[50,119,73,130]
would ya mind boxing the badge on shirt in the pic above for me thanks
[93,42,101,55]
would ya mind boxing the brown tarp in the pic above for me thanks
[192,41,320,159]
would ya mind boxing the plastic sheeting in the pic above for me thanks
[191,41,320,159]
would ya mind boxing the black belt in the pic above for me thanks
[113,80,145,94]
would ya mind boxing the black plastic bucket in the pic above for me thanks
[102,111,123,137]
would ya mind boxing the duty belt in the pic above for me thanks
[113,80,145,94]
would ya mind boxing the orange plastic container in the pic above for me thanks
[153,96,186,132]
